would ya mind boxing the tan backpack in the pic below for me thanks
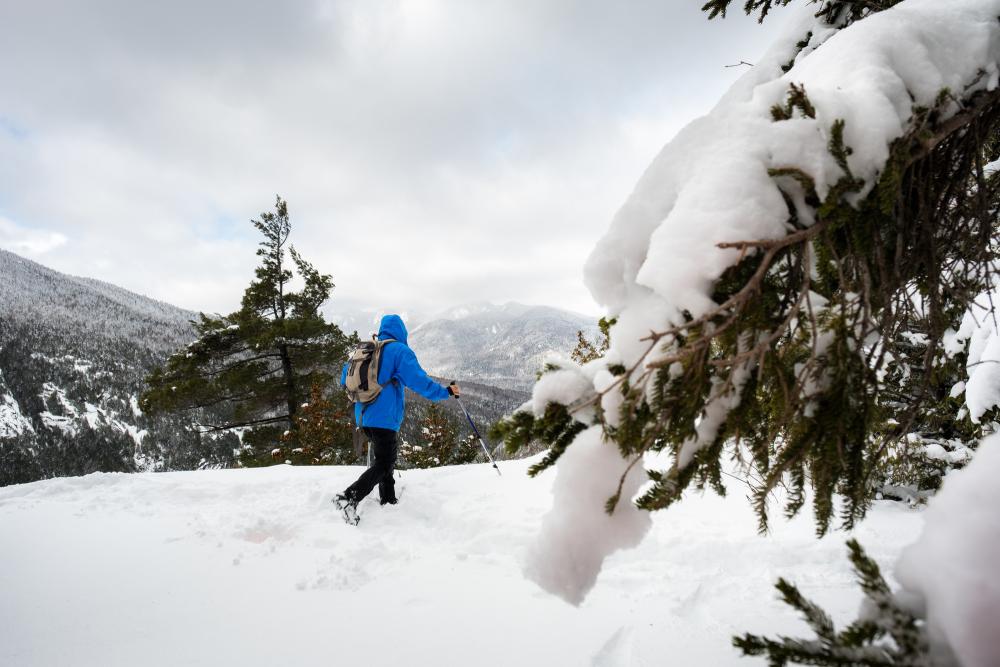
[344,338,397,404]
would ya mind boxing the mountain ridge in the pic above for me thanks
[409,302,600,391]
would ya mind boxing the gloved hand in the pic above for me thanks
[447,381,461,397]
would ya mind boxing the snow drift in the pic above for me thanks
[897,434,1000,667]
[0,458,924,666]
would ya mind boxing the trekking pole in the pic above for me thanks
[453,391,501,476]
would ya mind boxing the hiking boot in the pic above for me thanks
[379,498,398,506]
[334,493,357,510]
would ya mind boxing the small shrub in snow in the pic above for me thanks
[401,403,477,469]
[270,382,357,467]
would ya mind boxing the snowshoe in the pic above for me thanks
[333,494,360,526]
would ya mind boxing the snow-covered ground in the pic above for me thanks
[0,458,922,667]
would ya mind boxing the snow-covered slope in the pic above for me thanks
[0,248,196,357]
[0,458,923,666]
[0,249,223,484]
[409,302,600,391]
[0,368,34,439]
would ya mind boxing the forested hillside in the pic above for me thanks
[0,249,239,485]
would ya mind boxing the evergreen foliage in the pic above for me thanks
[492,403,588,476]
[142,197,356,463]
[401,403,477,468]
[494,4,1000,538]
[701,0,902,26]
[270,382,358,466]
[733,539,933,666]
[874,324,982,504]
[570,317,615,364]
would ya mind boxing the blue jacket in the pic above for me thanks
[341,314,451,431]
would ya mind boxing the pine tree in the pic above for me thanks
[401,403,477,468]
[141,197,357,464]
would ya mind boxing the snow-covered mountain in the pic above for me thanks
[0,249,197,359]
[408,302,600,391]
[0,249,242,485]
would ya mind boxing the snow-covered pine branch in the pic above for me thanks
[493,0,1000,621]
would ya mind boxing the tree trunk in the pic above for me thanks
[279,343,296,426]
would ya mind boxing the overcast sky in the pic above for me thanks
[0,1,784,318]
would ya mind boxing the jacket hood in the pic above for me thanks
[378,314,408,344]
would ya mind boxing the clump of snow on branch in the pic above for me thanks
[523,426,651,606]
[531,357,599,422]
[949,290,1000,422]
[522,0,1000,606]
[946,160,1000,422]
[896,433,1000,666]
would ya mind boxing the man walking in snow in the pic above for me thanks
[336,314,459,513]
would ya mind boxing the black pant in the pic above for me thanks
[344,427,398,504]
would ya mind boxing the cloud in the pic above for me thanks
[0,217,68,255]
[0,1,783,316]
